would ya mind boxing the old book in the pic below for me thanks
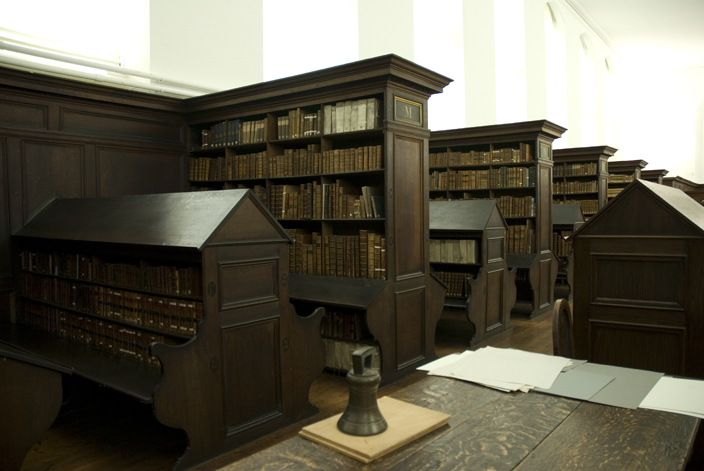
[343,100,353,133]
[335,102,345,133]
[366,98,377,129]
[357,101,367,130]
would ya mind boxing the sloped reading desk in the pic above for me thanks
[429,200,517,345]
[0,189,325,471]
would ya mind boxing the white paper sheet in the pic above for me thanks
[639,376,704,418]
[424,347,569,391]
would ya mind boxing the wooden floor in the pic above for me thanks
[18,304,703,471]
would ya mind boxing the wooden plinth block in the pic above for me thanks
[299,396,450,463]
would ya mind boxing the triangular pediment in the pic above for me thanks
[209,194,291,246]
[573,180,704,238]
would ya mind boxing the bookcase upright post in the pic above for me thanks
[429,120,566,319]
[185,55,452,385]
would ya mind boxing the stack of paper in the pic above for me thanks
[419,347,570,392]
[639,376,704,419]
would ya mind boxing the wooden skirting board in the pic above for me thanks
[299,396,450,463]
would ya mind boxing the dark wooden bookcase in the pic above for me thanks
[641,168,669,184]
[607,159,647,200]
[429,120,566,318]
[552,203,585,299]
[552,145,615,218]
[662,175,704,204]
[3,190,325,470]
[570,179,704,379]
[184,55,452,384]
[429,200,516,345]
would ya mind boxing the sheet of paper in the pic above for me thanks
[417,351,472,371]
[442,347,570,390]
[574,363,663,409]
[639,376,704,418]
[562,359,587,371]
[534,368,614,401]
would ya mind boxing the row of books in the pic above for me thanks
[432,271,475,298]
[200,117,268,148]
[20,251,203,297]
[429,239,479,264]
[496,195,536,218]
[198,98,379,150]
[607,188,624,198]
[608,174,635,183]
[553,230,574,258]
[553,180,598,195]
[323,98,379,134]
[188,144,384,182]
[277,108,321,139]
[21,273,204,337]
[287,229,386,280]
[507,221,536,253]
[429,144,533,167]
[23,301,178,366]
[554,162,598,177]
[555,199,599,215]
[271,183,384,220]
[320,310,365,341]
[322,338,379,372]
[430,166,537,190]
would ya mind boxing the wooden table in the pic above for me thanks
[219,375,700,471]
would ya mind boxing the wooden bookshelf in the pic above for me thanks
[184,55,452,384]
[552,203,585,299]
[662,175,704,204]
[3,190,325,471]
[641,168,669,184]
[552,145,615,218]
[429,200,516,345]
[429,120,566,318]
[607,159,647,200]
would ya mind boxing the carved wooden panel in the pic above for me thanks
[395,287,424,369]
[539,165,552,251]
[97,147,182,197]
[539,257,552,308]
[0,99,48,130]
[393,135,424,279]
[487,236,504,262]
[22,140,83,220]
[61,108,182,144]
[486,269,503,330]
[221,319,282,435]
[592,255,684,310]
[218,258,279,310]
[590,322,685,375]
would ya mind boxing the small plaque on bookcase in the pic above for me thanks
[394,96,422,126]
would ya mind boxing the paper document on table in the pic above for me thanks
[425,347,570,391]
[534,368,614,401]
[639,376,704,419]
[574,363,663,409]
[417,350,472,371]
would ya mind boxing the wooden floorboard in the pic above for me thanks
[18,300,700,471]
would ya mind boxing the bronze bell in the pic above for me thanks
[337,346,388,436]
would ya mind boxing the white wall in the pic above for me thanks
[1,0,701,180]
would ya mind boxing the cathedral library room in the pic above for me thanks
[1,1,704,470]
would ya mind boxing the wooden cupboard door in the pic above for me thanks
[214,244,291,436]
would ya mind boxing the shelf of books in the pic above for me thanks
[552,145,615,219]
[607,159,647,200]
[429,120,566,318]
[7,190,325,469]
[429,200,516,345]
[185,55,452,383]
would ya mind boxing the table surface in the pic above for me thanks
[221,375,700,471]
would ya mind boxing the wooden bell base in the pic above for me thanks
[299,396,450,463]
